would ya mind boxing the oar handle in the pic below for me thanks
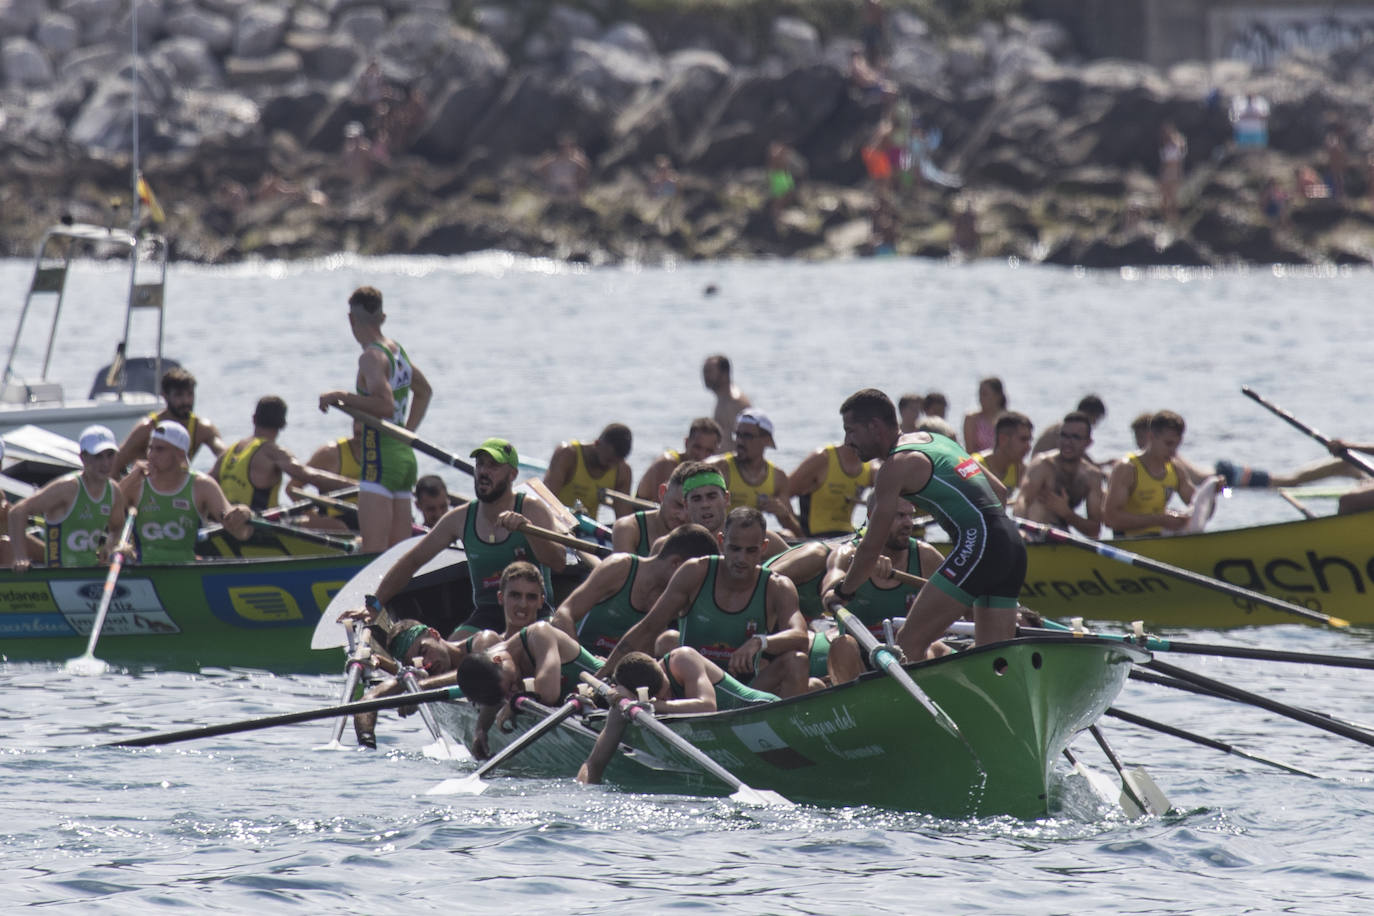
[330,403,475,475]
[888,569,928,589]
[518,521,612,558]
[470,695,585,779]
[1015,517,1347,628]
[77,508,139,658]
[599,487,657,510]
[1242,386,1374,477]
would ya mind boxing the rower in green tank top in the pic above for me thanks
[459,491,553,634]
[7,424,128,572]
[116,420,253,564]
[599,507,811,698]
[552,523,719,656]
[610,463,690,556]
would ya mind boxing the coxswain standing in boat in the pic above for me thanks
[971,411,1034,499]
[117,421,252,562]
[318,285,433,552]
[211,396,355,520]
[1103,410,1219,537]
[708,408,805,537]
[633,417,723,502]
[456,562,603,758]
[352,437,574,639]
[702,354,751,443]
[552,523,719,656]
[113,367,225,475]
[610,460,692,556]
[577,648,779,785]
[543,423,633,519]
[1014,410,1105,537]
[8,425,128,572]
[818,494,946,681]
[601,506,811,698]
[829,389,1023,660]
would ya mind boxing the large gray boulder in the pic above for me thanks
[170,86,260,150]
[68,75,150,149]
[118,0,165,49]
[686,64,846,171]
[600,22,656,58]
[770,16,819,65]
[0,0,47,37]
[165,7,235,54]
[61,42,126,85]
[2,37,54,88]
[62,0,123,45]
[35,13,80,58]
[234,4,290,58]
[471,66,609,158]
[473,4,524,52]
[601,49,730,167]
[337,5,388,47]
[286,30,362,82]
[566,37,664,107]
[409,27,509,160]
[147,35,226,90]
[523,4,599,63]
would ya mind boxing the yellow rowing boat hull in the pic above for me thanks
[1021,513,1374,628]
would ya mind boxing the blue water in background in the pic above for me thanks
[3,255,1373,912]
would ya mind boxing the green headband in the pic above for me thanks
[389,624,430,662]
[681,470,727,494]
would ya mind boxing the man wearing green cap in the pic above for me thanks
[366,437,573,635]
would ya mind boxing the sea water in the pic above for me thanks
[2,254,1373,912]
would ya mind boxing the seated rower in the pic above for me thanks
[783,442,873,537]
[577,649,779,785]
[1104,410,1218,537]
[708,409,804,537]
[675,460,791,560]
[211,396,354,517]
[543,423,633,519]
[413,474,455,529]
[819,495,945,682]
[553,524,719,656]
[113,367,225,476]
[8,425,128,572]
[1014,410,1105,537]
[287,419,364,532]
[601,507,811,698]
[116,421,252,562]
[972,411,1034,499]
[611,460,691,556]
[365,437,573,639]
[634,417,723,502]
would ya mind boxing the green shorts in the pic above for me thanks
[360,426,417,498]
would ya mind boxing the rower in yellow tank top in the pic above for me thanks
[336,436,362,480]
[1119,451,1178,536]
[553,440,617,512]
[973,449,1019,489]
[545,427,632,517]
[800,445,873,535]
[214,437,279,510]
[722,452,779,512]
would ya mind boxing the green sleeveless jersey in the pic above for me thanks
[845,537,926,636]
[632,510,652,556]
[361,340,413,424]
[891,433,1003,542]
[136,472,202,564]
[515,626,602,696]
[462,493,553,629]
[678,557,769,667]
[762,544,827,621]
[576,556,646,656]
[45,473,116,567]
[664,648,779,709]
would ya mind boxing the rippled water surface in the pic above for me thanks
[3,254,1374,911]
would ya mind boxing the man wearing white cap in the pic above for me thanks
[707,408,803,537]
[117,420,252,564]
[8,425,129,571]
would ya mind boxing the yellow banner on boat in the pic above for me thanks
[137,173,165,223]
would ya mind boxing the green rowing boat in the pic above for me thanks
[0,552,371,672]
[431,636,1146,817]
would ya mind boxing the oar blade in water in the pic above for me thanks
[422,736,469,761]
[1124,766,1173,817]
[427,773,488,796]
[730,786,795,808]
[64,655,109,677]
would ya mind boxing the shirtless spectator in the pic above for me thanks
[1159,122,1186,223]
[1032,395,1105,455]
[536,132,591,203]
[1015,411,1105,537]
[897,393,923,433]
[922,391,948,420]
[702,354,750,438]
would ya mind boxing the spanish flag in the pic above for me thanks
[136,172,165,223]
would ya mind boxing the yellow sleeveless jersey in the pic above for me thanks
[215,437,278,510]
[1121,452,1179,535]
[803,445,873,535]
[557,441,617,512]
[337,437,362,480]
[723,453,779,513]
[973,450,1019,489]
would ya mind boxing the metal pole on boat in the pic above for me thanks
[315,622,370,751]
[64,508,139,677]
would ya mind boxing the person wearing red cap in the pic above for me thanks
[117,420,253,564]
[8,425,128,571]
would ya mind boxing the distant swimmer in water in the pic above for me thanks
[319,285,433,552]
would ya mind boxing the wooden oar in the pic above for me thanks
[1242,386,1374,477]
[399,667,465,760]
[889,569,929,589]
[1129,667,1374,735]
[1143,658,1374,749]
[832,606,977,757]
[247,517,359,552]
[329,402,475,475]
[427,695,587,795]
[105,685,464,747]
[1015,518,1349,628]
[64,508,138,676]
[581,673,793,807]
[525,477,615,541]
[1278,489,1317,520]
[1088,724,1172,817]
[599,486,656,510]
[517,519,612,558]
[1105,707,1317,778]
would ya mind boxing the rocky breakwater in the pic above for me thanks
[4,0,1374,267]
